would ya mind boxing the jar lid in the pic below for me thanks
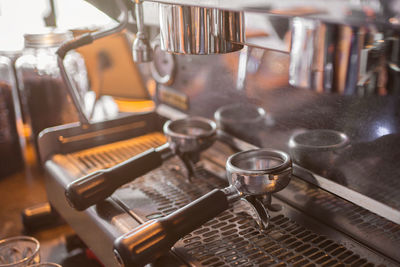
[24,28,72,48]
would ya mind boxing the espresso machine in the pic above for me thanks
[39,0,400,266]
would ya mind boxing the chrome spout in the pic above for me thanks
[132,0,152,62]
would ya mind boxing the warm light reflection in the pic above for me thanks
[114,99,155,113]
[53,132,167,176]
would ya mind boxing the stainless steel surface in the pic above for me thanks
[24,30,72,48]
[214,103,268,128]
[150,40,176,85]
[226,149,292,195]
[164,117,217,154]
[45,161,140,267]
[88,1,400,52]
[44,132,167,267]
[203,141,400,263]
[216,129,400,225]
[51,132,166,175]
[91,0,128,40]
[163,148,293,230]
[149,42,400,225]
[236,46,251,90]
[42,118,400,265]
[289,17,387,95]
[39,0,400,264]
[132,0,153,62]
[57,117,215,213]
[110,149,396,266]
[142,0,398,28]
[235,45,267,89]
[175,198,392,266]
[289,129,349,151]
[159,4,244,55]
[293,166,400,225]
[277,176,400,263]
[155,142,174,161]
[156,104,187,121]
[109,147,291,248]
[221,127,400,225]
[288,129,350,177]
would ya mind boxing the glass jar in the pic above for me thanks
[15,29,89,159]
[1,49,31,138]
[0,55,24,178]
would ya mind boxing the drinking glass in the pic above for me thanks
[0,236,40,267]
[29,263,61,267]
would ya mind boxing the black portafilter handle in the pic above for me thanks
[113,189,230,267]
[65,143,172,211]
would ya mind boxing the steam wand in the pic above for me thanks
[56,0,128,126]
[132,0,153,62]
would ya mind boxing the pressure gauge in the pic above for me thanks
[150,43,175,85]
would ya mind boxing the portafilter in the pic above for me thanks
[65,117,216,211]
[214,103,273,146]
[288,129,350,176]
[113,149,292,267]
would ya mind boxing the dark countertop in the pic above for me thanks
[0,167,47,237]
[0,163,101,266]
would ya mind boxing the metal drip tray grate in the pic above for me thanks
[288,179,400,243]
[114,161,383,266]
[52,138,395,266]
[177,212,372,267]
[115,162,227,220]
[276,177,400,263]
[52,132,166,177]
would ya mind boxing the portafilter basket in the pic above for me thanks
[288,129,349,176]
[113,149,292,267]
[214,103,273,146]
[164,116,217,154]
[65,117,216,211]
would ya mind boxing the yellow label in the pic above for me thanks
[158,86,189,111]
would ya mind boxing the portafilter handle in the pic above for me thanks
[113,187,237,267]
[65,143,173,211]
[113,149,292,267]
[65,117,216,211]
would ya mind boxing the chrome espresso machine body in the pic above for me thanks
[40,0,400,266]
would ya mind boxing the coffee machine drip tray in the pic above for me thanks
[42,114,399,267]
